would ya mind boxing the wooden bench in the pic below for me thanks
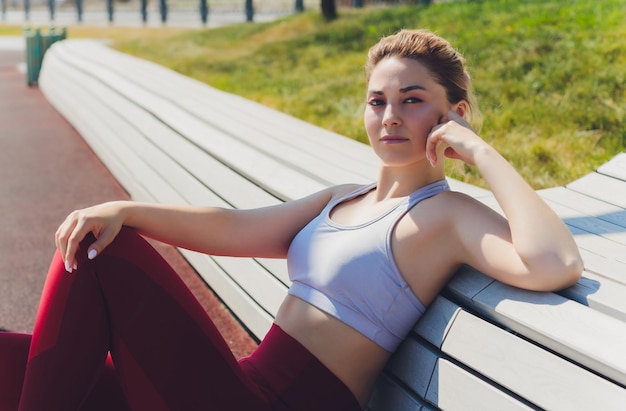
[39,39,626,410]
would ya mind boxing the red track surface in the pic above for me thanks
[0,47,257,358]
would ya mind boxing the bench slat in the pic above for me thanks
[569,226,626,284]
[539,186,626,229]
[598,152,626,181]
[414,297,626,409]
[442,306,626,409]
[69,41,382,182]
[49,41,331,201]
[427,359,534,411]
[447,267,626,387]
[59,41,375,196]
[559,271,626,322]
[567,172,626,209]
[387,297,531,410]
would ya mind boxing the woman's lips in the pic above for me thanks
[380,135,408,144]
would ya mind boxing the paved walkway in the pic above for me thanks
[0,38,257,358]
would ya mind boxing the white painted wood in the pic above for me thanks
[539,187,626,229]
[51,40,375,194]
[567,172,626,209]
[560,271,626,322]
[568,226,626,283]
[408,299,536,410]
[544,200,626,246]
[413,297,626,409]
[427,359,534,411]
[67,40,381,183]
[442,308,626,410]
[598,152,626,181]
[447,268,626,387]
[48,42,329,200]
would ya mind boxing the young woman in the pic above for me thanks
[0,29,582,411]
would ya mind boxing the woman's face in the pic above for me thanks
[364,56,451,168]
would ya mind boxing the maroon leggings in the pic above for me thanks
[0,228,361,411]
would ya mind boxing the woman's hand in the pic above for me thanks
[425,110,488,167]
[55,201,127,273]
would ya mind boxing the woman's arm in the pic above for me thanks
[427,111,583,291]
[56,186,341,272]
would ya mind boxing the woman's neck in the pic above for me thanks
[375,163,446,200]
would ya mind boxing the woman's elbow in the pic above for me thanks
[560,255,584,289]
[536,253,584,292]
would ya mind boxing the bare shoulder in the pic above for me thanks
[407,189,493,224]
[418,189,504,224]
[329,183,367,199]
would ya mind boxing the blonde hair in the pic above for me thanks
[366,29,482,129]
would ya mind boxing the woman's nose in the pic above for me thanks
[383,104,401,127]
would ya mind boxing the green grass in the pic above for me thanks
[3,0,625,188]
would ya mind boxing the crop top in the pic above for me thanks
[286,179,450,352]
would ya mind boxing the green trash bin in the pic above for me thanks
[24,26,67,86]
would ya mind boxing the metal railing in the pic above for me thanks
[1,0,430,28]
[1,0,321,27]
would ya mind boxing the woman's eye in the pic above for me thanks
[405,97,423,104]
[368,99,385,107]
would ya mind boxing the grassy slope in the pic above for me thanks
[3,0,624,188]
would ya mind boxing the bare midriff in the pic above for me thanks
[273,295,392,409]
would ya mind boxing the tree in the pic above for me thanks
[321,0,336,21]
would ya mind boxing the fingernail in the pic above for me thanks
[88,249,97,260]
[64,260,72,273]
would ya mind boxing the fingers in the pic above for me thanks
[426,124,443,167]
[445,110,475,132]
[85,227,117,261]
[55,210,104,273]
[55,212,77,272]
[427,110,477,167]
[426,116,448,167]
[55,211,90,273]
[54,202,123,273]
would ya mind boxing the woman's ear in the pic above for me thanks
[453,101,469,118]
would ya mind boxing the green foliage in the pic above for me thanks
[9,0,623,189]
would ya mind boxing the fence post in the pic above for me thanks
[245,0,253,22]
[75,0,82,22]
[1,0,6,21]
[141,0,147,23]
[106,0,113,22]
[199,0,208,25]
[48,0,54,20]
[159,0,167,23]
[295,0,304,13]
[24,0,30,21]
